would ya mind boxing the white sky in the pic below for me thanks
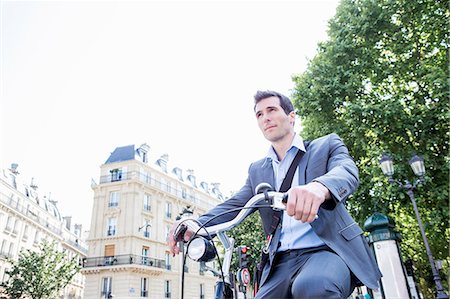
[0,0,340,230]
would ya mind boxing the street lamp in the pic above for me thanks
[379,154,448,299]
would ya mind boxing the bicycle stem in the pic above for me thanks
[217,231,235,285]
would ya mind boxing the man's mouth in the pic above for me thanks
[265,125,276,131]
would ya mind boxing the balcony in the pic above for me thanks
[82,254,166,269]
[98,171,217,210]
[108,202,119,208]
[99,171,132,184]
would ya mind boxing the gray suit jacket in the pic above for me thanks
[199,133,382,289]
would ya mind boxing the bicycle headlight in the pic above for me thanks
[187,237,215,262]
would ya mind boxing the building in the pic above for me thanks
[0,163,87,298]
[82,143,224,299]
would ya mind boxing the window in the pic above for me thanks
[101,277,112,298]
[146,172,152,184]
[1,240,7,256]
[165,252,171,270]
[7,243,13,258]
[12,219,19,235]
[23,225,29,241]
[4,216,12,232]
[104,245,115,265]
[33,230,41,244]
[107,218,117,236]
[165,202,172,219]
[2,268,9,283]
[142,220,151,238]
[142,246,149,265]
[164,280,171,298]
[142,151,148,163]
[143,194,151,211]
[110,168,122,182]
[165,225,170,240]
[108,192,119,207]
[200,283,205,299]
[141,277,148,297]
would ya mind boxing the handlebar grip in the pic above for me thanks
[282,193,288,204]
[174,224,188,242]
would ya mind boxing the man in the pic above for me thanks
[168,90,382,298]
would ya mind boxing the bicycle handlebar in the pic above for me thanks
[176,189,287,238]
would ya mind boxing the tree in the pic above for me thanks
[227,212,265,285]
[1,240,81,299]
[292,0,448,296]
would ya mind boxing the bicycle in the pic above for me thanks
[173,183,288,299]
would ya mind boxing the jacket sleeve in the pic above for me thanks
[312,133,359,207]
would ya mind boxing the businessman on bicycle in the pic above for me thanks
[168,90,381,298]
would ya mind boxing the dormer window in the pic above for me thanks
[186,170,197,188]
[172,167,183,181]
[200,182,209,193]
[137,143,150,163]
[156,154,169,173]
[142,152,147,163]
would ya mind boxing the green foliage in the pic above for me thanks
[292,0,448,296]
[1,240,81,299]
[227,212,265,284]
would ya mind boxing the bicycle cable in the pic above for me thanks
[177,204,274,299]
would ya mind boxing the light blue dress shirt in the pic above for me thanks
[266,134,325,251]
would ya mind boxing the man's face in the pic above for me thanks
[255,96,295,143]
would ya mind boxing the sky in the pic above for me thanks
[0,0,341,231]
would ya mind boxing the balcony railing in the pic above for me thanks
[98,171,218,209]
[82,254,166,269]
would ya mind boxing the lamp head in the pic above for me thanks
[379,154,394,177]
[409,155,425,177]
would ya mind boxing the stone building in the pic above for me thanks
[82,143,224,298]
[0,163,87,298]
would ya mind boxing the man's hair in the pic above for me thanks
[253,90,294,114]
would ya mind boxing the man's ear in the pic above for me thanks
[289,111,296,126]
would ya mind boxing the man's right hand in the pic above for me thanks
[167,220,194,256]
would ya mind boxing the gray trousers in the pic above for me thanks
[255,246,356,299]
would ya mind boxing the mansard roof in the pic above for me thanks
[105,145,135,164]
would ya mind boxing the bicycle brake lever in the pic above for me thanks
[273,193,319,219]
[271,193,288,210]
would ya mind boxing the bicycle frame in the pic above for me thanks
[175,184,287,299]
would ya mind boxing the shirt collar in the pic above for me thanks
[262,134,306,167]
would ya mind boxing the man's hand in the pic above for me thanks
[167,221,194,256]
[286,182,330,223]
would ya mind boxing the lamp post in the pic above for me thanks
[379,154,448,299]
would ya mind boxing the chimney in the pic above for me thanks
[10,163,19,175]
[30,178,38,190]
